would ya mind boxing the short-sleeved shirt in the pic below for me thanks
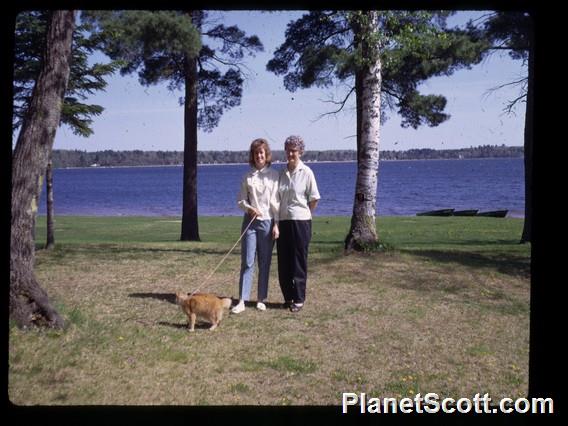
[277,160,321,221]
[237,166,280,221]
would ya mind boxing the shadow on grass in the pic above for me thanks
[311,240,345,245]
[95,246,233,256]
[403,239,524,248]
[128,293,287,310]
[309,242,397,269]
[158,321,215,330]
[129,292,177,305]
[240,301,288,310]
[401,249,530,278]
[35,244,238,259]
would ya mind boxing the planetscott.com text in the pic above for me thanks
[342,392,554,414]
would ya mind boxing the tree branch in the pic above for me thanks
[205,53,257,81]
[483,76,527,115]
[381,86,404,103]
[202,30,254,51]
[504,93,526,114]
[312,86,356,121]
[210,54,243,68]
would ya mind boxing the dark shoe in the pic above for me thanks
[289,303,303,313]
[283,300,293,309]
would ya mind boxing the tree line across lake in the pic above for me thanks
[52,144,523,168]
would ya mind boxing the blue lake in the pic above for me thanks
[38,158,524,218]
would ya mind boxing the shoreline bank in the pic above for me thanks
[57,156,523,170]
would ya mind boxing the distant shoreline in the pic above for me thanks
[58,157,522,170]
[51,145,524,169]
[60,160,355,169]
[36,212,525,219]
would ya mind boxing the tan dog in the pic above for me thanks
[175,292,232,332]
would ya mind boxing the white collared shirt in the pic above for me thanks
[237,166,280,221]
[277,160,321,221]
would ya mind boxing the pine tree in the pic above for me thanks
[83,11,263,241]
[467,12,533,243]
[267,11,488,252]
[14,11,119,137]
[13,11,119,249]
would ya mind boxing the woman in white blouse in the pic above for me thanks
[233,138,280,313]
[276,135,320,312]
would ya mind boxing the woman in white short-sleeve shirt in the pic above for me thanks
[276,135,320,312]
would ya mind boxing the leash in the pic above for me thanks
[189,213,258,297]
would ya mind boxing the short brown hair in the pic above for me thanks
[248,138,272,167]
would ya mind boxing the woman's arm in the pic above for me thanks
[308,199,318,212]
[237,174,261,217]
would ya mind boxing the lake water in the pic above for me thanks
[38,158,525,218]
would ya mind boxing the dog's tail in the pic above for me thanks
[221,297,232,309]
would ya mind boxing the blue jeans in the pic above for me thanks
[238,215,274,301]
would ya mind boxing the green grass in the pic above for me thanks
[34,215,528,250]
[9,215,530,405]
[34,215,529,271]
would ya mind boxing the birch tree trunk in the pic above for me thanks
[10,10,75,328]
[345,11,381,252]
[180,10,201,241]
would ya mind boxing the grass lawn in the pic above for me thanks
[9,215,530,405]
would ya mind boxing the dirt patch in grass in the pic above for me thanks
[10,236,529,405]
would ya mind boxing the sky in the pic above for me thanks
[51,10,527,153]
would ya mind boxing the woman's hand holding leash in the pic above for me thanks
[248,207,262,218]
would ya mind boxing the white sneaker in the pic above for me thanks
[231,300,245,314]
[256,302,266,311]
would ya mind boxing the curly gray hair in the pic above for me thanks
[284,135,305,154]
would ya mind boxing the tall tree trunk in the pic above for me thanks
[180,10,200,241]
[520,21,533,244]
[45,152,55,249]
[10,10,75,329]
[345,11,381,252]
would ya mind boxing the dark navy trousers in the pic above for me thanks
[277,220,312,304]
